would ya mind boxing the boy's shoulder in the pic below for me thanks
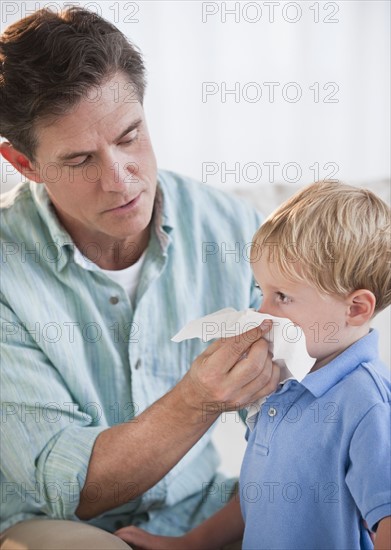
[331,354,390,428]
[303,331,390,430]
[346,359,390,405]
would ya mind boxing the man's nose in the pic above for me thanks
[99,156,139,193]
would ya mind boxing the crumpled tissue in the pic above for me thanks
[172,307,316,427]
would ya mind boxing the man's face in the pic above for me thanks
[253,254,351,367]
[32,72,157,252]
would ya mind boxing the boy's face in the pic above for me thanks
[253,255,353,368]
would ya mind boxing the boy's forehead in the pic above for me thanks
[253,255,304,290]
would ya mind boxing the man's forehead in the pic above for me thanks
[55,119,143,161]
[36,106,143,160]
[34,72,143,157]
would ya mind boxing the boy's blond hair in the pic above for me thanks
[251,181,391,314]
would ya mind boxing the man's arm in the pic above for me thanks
[76,323,279,519]
[115,493,243,549]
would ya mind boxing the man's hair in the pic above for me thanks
[0,6,146,162]
[251,180,391,314]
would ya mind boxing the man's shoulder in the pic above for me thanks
[1,182,37,237]
[1,180,31,204]
[158,169,263,226]
[0,181,36,230]
[0,182,49,269]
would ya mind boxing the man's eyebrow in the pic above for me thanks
[58,119,142,161]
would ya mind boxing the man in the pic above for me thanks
[0,7,279,548]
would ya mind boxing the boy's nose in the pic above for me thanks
[258,298,271,315]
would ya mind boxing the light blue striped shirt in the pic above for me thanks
[0,170,262,532]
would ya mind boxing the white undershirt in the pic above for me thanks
[100,252,146,304]
[73,246,146,304]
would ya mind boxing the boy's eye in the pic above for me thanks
[254,283,263,294]
[276,292,291,304]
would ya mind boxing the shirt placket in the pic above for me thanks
[254,382,306,455]
[127,227,171,510]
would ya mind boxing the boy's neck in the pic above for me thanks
[310,324,371,373]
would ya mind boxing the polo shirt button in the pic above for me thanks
[134,359,142,370]
[109,296,119,305]
[268,407,277,417]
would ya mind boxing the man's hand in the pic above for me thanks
[76,322,279,520]
[181,321,280,412]
[115,491,243,550]
[114,526,198,550]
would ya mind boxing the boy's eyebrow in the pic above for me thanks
[57,119,142,161]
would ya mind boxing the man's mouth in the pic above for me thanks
[104,193,142,213]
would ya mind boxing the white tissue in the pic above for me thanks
[172,307,316,427]
[172,307,315,381]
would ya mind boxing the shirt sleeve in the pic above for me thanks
[0,296,108,520]
[346,401,391,530]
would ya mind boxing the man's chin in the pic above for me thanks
[98,218,152,247]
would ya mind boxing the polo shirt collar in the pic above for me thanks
[301,329,379,397]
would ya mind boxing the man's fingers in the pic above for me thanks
[223,361,281,410]
[115,525,153,547]
[201,321,273,372]
[224,349,279,408]
[230,340,272,388]
[244,361,281,405]
[186,319,276,410]
[115,526,182,549]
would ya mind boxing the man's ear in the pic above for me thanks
[0,142,42,183]
[346,289,376,326]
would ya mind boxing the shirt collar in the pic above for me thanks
[301,329,379,397]
[29,170,175,271]
[156,170,176,234]
[30,181,74,271]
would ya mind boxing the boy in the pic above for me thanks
[115,181,391,549]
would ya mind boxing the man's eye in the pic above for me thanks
[120,130,138,146]
[67,156,90,168]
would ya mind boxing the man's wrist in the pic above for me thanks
[176,371,221,425]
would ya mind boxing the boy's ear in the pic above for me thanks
[346,289,376,326]
[0,142,42,183]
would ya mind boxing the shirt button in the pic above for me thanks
[109,296,119,305]
[268,407,277,417]
[134,359,142,370]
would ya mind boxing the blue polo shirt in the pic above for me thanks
[240,329,391,550]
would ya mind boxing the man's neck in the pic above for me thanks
[81,228,150,270]
[49,201,152,270]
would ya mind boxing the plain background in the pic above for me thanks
[1,0,390,476]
